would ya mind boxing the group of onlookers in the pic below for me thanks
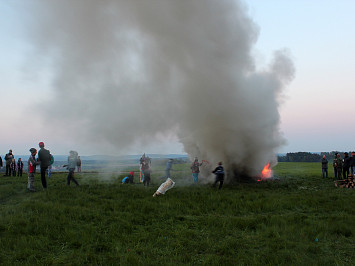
[321,152,355,179]
[0,150,24,177]
[1,142,82,192]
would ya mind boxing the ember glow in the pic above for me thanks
[258,163,273,181]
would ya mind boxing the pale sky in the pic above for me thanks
[0,0,354,156]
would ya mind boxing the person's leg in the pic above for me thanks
[71,171,79,186]
[334,168,337,179]
[5,165,9,176]
[28,173,35,191]
[322,169,325,179]
[219,180,224,189]
[326,168,328,178]
[192,173,198,183]
[41,167,47,188]
[67,171,72,185]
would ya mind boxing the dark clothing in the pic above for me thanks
[350,155,355,167]
[40,167,48,188]
[343,156,351,168]
[17,160,23,177]
[212,165,225,189]
[336,157,343,179]
[67,170,79,186]
[321,158,328,178]
[321,158,328,169]
[0,156,2,167]
[10,161,17,176]
[5,152,14,176]
[38,148,51,188]
[38,148,51,168]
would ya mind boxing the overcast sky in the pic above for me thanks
[0,0,354,156]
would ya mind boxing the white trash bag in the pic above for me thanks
[153,178,175,197]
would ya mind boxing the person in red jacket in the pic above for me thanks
[28,148,39,192]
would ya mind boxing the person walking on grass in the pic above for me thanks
[212,162,225,189]
[17,158,24,177]
[165,159,173,179]
[38,142,51,189]
[321,155,328,178]
[66,151,80,186]
[28,148,39,192]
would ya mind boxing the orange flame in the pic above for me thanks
[258,163,272,181]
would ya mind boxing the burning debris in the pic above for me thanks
[334,175,355,189]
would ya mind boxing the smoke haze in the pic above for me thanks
[24,0,294,180]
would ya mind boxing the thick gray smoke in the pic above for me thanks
[25,0,294,180]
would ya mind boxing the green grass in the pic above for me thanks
[0,162,354,265]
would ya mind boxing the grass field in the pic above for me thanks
[0,162,354,265]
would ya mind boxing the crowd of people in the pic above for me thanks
[321,152,355,179]
[1,142,82,192]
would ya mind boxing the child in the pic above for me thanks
[122,171,134,184]
[212,162,225,189]
[10,158,17,177]
[28,148,39,192]
[17,158,24,177]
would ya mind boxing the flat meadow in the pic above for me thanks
[0,162,354,265]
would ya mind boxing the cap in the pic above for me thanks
[39,142,44,147]
[130,171,134,175]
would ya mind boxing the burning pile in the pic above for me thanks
[257,163,273,182]
[334,175,355,189]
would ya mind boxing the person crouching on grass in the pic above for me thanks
[65,151,80,186]
[28,148,39,192]
[212,162,225,189]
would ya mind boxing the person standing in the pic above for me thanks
[350,152,355,176]
[47,151,54,178]
[0,156,3,169]
[141,161,151,186]
[66,151,80,186]
[4,149,14,176]
[77,156,81,172]
[321,155,328,178]
[332,153,338,179]
[336,153,343,179]
[37,142,51,189]
[28,148,39,192]
[165,159,173,179]
[10,158,17,177]
[212,162,225,189]
[343,152,351,178]
[17,158,24,177]
[190,157,203,183]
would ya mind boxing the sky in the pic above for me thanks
[0,0,354,157]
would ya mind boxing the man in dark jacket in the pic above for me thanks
[321,155,328,178]
[38,142,51,189]
[343,152,351,178]
[350,152,355,176]
[336,153,343,179]
[332,153,338,179]
[0,156,3,168]
[4,150,14,176]
[17,158,24,177]
[212,162,225,189]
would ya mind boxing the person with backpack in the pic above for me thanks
[4,150,14,176]
[212,162,225,189]
[65,151,80,186]
[17,158,24,177]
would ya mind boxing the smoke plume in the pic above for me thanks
[25,0,294,181]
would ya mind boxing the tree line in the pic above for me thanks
[277,151,350,163]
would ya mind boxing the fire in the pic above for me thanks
[258,163,273,181]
